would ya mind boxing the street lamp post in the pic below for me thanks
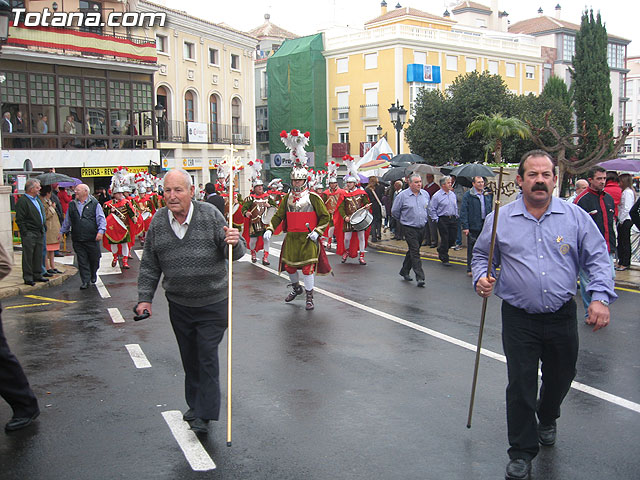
[154,104,165,142]
[376,125,383,141]
[388,100,407,154]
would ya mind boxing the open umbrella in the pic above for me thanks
[381,166,409,183]
[598,158,640,172]
[449,163,497,178]
[57,177,82,188]
[406,163,440,176]
[34,172,75,185]
[389,153,426,167]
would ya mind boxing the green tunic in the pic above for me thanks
[268,191,330,268]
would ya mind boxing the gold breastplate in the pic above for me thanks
[286,190,314,212]
[250,198,269,221]
[344,193,366,216]
[325,194,339,214]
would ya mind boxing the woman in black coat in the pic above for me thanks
[365,176,386,242]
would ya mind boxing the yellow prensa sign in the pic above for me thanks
[81,166,149,177]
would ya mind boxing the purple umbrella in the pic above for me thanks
[57,177,82,188]
[597,158,640,172]
[358,173,369,184]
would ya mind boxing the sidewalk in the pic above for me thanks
[0,250,77,300]
[367,230,640,291]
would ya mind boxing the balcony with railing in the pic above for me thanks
[360,104,379,120]
[332,106,350,122]
[157,121,251,145]
[7,23,157,65]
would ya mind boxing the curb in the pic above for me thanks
[368,242,640,291]
[0,263,78,301]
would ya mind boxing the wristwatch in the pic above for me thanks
[598,300,609,307]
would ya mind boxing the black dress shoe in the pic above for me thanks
[537,422,556,446]
[34,277,49,282]
[42,272,53,277]
[80,283,89,290]
[441,261,452,267]
[417,281,425,287]
[53,269,64,274]
[189,418,209,434]
[399,273,413,281]
[182,409,196,422]
[91,276,97,284]
[24,280,36,286]
[47,269,56,274]
[505,458,531,480]
[5,410,40,432]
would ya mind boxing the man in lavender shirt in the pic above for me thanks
[428,175,458,266]
[472,150,616,480]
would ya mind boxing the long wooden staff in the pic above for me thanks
[226,155,235,447]
[466,167,504,429]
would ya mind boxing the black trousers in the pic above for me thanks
[466,229,481,273]
[617,219,632,267]
[436,216,458,262]
[424,218,438,246]
[399,225,425,282]
[168,299,228,421]
[21,230,44,282]
[73,240,102,284]
[0,309,39,418]
[502,299,578,461]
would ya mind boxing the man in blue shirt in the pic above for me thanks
[15,179,48,286]
[391,174,430,287]
[472,150,616,480]
[429,176,459,266]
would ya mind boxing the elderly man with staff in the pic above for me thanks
[135,168,245,435]
[471,150,616,480]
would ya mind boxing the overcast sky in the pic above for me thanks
[164,0,639,55]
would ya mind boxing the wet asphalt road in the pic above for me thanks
[0,239,639,479]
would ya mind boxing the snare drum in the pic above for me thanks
[349,207,373,231]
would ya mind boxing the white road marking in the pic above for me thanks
[161,410,216,471]
[125,344,152,369]
[134,249,143,260]
[57,255,76,265]
[94,276,110,299]
[97,255,122,275]
[248,256,640,415]
[108,307,125,324]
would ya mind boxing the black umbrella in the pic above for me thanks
[34,172,75,185]
[381,166,409,183]
[405,163,440,175]
[389,153,426,167]
[449,163,497,178]
[451,176,473,188]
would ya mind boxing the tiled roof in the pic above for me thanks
[508,15,630,42]
[365,6,454,26]
[451,1,492,14]
[247,17,298,40]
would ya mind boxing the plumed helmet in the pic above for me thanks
[290,166,309,180]
[344,175,358,183]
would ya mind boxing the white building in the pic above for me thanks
[624,56,640,156]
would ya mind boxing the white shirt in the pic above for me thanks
[168,202,194,239]
[618,187,636,223]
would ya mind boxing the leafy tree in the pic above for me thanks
[466,113,530,164]
[541,75,572,108]
[570,9,612,157]
[405,89,456,165]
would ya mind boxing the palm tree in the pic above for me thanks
[466,113,530,163]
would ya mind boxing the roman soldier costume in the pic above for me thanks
[103,169,137,269]
[241,159,276,265]
[322,161,344,250]
[336,155,371,265]
[264,129,331,310]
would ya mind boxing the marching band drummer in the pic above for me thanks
[336,156,371,265]
[242,160,277,265]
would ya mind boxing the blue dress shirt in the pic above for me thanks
[472,197,617,314]
[26,193,45,224]
[391,188,430,228]
[428,189,458,221]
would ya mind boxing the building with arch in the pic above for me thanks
[139,0,257,190]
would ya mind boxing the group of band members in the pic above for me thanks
[102,167,164,269]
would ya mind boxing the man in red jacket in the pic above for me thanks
[603,171,622,220]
